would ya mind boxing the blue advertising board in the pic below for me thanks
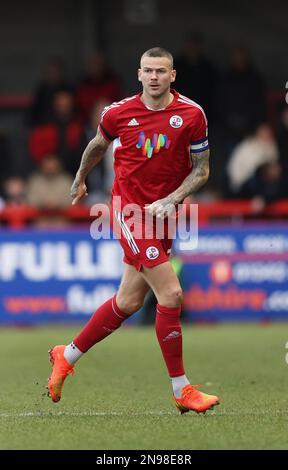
[174,224,288,321]
[1,224,288,324]
[0,229,123,324]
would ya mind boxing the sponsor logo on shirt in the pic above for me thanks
[146,246,160,260]
[169,115,183,128]
[128,118,139,126]
[136,131,171,158]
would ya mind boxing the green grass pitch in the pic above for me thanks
[0,323,288,450]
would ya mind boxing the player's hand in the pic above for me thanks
[145,197,175,219]
[71,178,88,205]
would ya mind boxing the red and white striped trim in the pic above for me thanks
[113,137,122,155]
[111,296,125,319]
[115,210,140,255]
[177,94,208,125]
[101,95,137,119]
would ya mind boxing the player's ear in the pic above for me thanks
[138,68,142,82]
[171,69,176,83]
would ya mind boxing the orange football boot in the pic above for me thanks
[47,345,74,403]
[174,384,220,414]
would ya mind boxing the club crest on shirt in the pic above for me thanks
[169,115,183,128]
[146,246,159,260]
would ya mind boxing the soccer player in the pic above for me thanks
[47,47,220,414]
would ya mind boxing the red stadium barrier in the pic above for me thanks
[1,200,288,228]
[0,205,40,228]
[195,199,288,224]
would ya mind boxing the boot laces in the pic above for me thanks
[182,384,202,399]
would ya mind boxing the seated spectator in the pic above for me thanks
[29,58,74,126]
[277,106,288,185]
[28,90,83,175]
[226,124,279,196]
[0,131,13,196]
[26,154,73,209]
[80,100,114,204]
[76,52,122,123]
[239,161,288,212]
[0,177,28,228]
[1,176,27,207]
[188,182,222,203]
[219,46,266,146]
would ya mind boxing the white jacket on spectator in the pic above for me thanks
[227,124,279,193]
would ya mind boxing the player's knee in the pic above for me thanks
[171,287,183,306]
[116,295,144,315]
[161,287,183,307]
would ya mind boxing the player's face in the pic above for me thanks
[138,56,176,98]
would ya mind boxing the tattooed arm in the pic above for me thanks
[146,149,210,218]
[71,127,110,205]
[169,149,210,203]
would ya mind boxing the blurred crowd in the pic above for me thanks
[0,52,118,218]
[0,33,288,222]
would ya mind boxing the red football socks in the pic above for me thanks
[73,295,129,353]
[155,303,185,377]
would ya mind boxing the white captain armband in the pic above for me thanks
[190,137,209,153]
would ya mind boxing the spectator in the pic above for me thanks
[219,46,266,147]
[239,161,287,212]
[277,106,288,185]
[226,124,279,196]
[29,58,74,126]
[76,52,122,123]
[0,131,12,196]
[187,182,221,203]
[26,154,73,209]
[28,90,83,175]
[1,176,27,206]
[174,33,217,120]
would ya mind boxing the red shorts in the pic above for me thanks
[111,207,174,272]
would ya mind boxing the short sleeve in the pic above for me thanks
[99,105,119,142]
[189,107,209,153]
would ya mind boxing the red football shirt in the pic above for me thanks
[99,89,209,208]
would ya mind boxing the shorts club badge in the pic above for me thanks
[146,246,160,260]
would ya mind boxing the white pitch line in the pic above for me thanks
[0,411,175,418]
[0,410,288,418]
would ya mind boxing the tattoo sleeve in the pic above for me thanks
[168,149,210,204]
[76,126,110,181]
